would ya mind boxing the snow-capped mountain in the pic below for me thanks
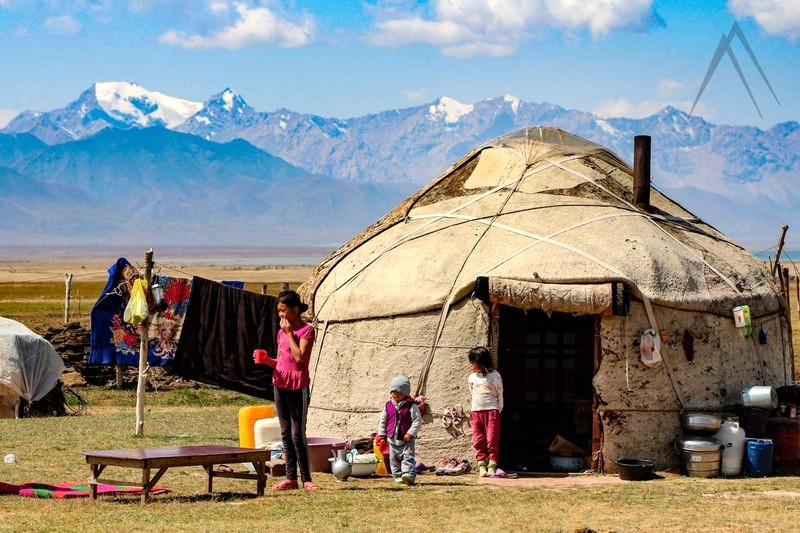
[3,83,799,247]
[3,82,202,144]
[176,88,255,140]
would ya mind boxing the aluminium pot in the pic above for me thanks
[675,436,723,478]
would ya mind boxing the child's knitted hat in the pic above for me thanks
[390,375,411,397]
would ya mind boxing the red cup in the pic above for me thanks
[253,349,268,364]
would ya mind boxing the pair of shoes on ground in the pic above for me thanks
[272,479,320,490]
[393,473,416,485]
[435,458,471,476]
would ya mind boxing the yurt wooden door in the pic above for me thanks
[496,306,596,472]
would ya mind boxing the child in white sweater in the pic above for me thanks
[468,346,503,477]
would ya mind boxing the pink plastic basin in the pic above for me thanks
[307,437,346,473]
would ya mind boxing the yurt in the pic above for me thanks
[299,127,793,472]
[0,317,66,418]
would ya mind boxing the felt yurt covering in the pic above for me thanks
[299,127,792,472]
[0,317,66,418]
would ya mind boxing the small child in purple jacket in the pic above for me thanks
[377,375,422,485]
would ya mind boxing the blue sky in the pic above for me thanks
[0,0,798,128]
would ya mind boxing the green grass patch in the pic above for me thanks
[1,388,800,532]
[0,301,65,314]
[0,281,105,301]
[79,387,259,409]
[0,281,103,330]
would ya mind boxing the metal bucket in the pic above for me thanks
[675,436,723,478]
[742,386,778,409]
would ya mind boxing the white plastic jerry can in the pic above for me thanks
[713,417,746,476]
[254,417,282,448]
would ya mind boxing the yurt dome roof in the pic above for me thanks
[302,127,782,322]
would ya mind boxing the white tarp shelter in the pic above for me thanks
[0,317,65,418]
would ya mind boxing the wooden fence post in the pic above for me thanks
[64,273,73,324]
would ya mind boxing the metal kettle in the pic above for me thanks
[331,448,352,482]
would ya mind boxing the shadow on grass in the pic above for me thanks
[331,480,476,489]
[107,491,261,504]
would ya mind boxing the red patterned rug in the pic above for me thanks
[0,481,171,498]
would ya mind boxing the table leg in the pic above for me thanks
[89,464,99,499]
[141,467,151,505]
[254,461,267,496]
[204,465,214,494]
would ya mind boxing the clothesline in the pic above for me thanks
[8,270,107,285]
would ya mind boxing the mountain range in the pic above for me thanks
[2,81,798,248]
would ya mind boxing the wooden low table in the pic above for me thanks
[83,445,269,503]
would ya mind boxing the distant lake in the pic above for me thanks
[753,250,800,262]
[159,256,326,266]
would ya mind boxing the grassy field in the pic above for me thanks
[0,281,103,330]
[3,388,800,532]
[0,279,305,333]
[2,267,800,531]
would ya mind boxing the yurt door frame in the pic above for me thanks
[493,305,598,472]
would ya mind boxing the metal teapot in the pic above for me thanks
[331,448,352,482]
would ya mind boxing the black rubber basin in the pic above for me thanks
[616,458,656,481]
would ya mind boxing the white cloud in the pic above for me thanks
[0,108,20,128]
[656,79,686,97]
[370,0,660,57]
[373,17,472,47]
[593,97,714,119]
[442,41,515,57]
[403,89,427,103]
[158,1,315,49]
[729,0,800,41]
[594,98,666,119]
[44,15,82,35]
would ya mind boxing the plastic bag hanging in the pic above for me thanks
[732,305,752,339]
[123,278,150,326]
[640,328,662,368]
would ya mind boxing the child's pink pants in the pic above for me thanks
[471,409,500,462]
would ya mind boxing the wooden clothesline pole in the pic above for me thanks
[135,248,154,436]
[772,224,788,277]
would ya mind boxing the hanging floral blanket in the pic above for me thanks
[89,258,192,366]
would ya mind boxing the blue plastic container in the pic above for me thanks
[742,438,774,477]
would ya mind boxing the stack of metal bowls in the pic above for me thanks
[680,412,723,436]
[675,413,724,477]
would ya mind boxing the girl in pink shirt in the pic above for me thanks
[254,290,317,490]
